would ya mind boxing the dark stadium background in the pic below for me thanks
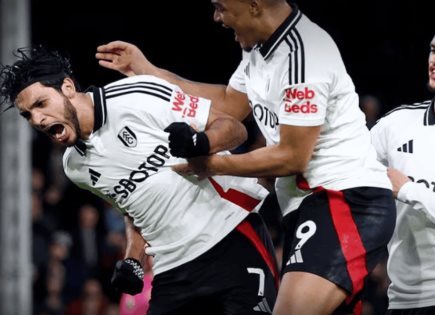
[31,0,434,112]
[29,0,434,255]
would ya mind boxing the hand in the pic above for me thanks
[387,167,411,198]
[111,258,144,295]
[172,156,215,179]
[96,41,155,77]
[164,122,210,158]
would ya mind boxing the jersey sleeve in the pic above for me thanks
[398,181,435,223]
[164,87,212,132]
[276,39,347,127]
[370,118,389,166]
[278,81,328,126]
[228,53,249,94]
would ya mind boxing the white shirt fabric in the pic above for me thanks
[371,98,435,309]
[229,4,391,216]
[63,75,268,275]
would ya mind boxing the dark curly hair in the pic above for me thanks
[0,46,76,111]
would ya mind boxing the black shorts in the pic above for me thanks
[281,186,396,312]
[148,212,279,315]
[387,305,435,315]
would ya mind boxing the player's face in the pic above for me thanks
[212,0,260,51]
[428,35,435,91]
[15,82,81,146]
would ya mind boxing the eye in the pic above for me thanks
[20,111,31,120]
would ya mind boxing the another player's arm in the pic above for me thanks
[203,106,249,155]
[96,40,250,120]
[388,167,435,223]
[176,123,321,178]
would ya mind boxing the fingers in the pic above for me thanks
[171,163,194,176]
[98,60,118,70]
[96,40,129,52]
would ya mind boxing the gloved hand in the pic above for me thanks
[164,122,210,158]
[111,258,144,295]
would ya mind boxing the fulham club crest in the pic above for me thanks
[118,126,137,147]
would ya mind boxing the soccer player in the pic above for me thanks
[0,46,279,315]
[370,34,435,315]
[95,1,396,314]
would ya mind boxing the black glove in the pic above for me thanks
[111,258,144,295]
[164,122,210,158]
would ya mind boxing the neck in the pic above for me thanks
[260,2,292,43]
[76,92,95,139]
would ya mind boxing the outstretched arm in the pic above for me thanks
[173,123,321,178]
[96,40,250,121]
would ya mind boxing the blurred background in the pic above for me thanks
[0,0,434,314]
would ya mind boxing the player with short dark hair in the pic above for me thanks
[0,46,279,315]
[95,1,397,314]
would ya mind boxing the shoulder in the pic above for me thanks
[383,100,431,117]
[103,75,178,107]
[374,100,431,129]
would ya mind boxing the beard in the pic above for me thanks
[63,96,82,144]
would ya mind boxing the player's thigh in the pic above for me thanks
[274,271,348,315]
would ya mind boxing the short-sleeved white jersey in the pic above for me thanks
[63,75,268,275]
[371,98,435,309]
[229,5,390,215]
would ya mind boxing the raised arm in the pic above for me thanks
[96,40,250,121]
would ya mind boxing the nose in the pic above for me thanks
[31,110,46,128]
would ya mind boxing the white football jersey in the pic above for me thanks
[63,75,268,275]
[371,98,435,309]
[229,4,390,215]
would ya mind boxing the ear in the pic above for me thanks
[61,77,76,98]
[249,0,261,16]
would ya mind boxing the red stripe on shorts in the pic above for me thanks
[236,221,280,289]
[326,189,367,310]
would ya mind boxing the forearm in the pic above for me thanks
[152,68,228,105]
[209,144,307,178]
[124,216,146,263]
[206,117,247,154]
[398,181,435,223]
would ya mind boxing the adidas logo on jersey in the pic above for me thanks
[286,249,304,265]
[253,297,272,313]
[397,139,414,153]
[89,168,101,186]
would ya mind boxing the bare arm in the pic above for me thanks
[124,215,146,263]
[204,106,248,154]
[387,167,410,198]
[96,40,251,121]
[177,124,321,178]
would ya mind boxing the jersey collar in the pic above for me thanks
[87,86,107,132]
[73,86,107,155]
[424,97,435,126]
[258,3,302,60]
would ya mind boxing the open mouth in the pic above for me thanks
[47,123,66,141]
